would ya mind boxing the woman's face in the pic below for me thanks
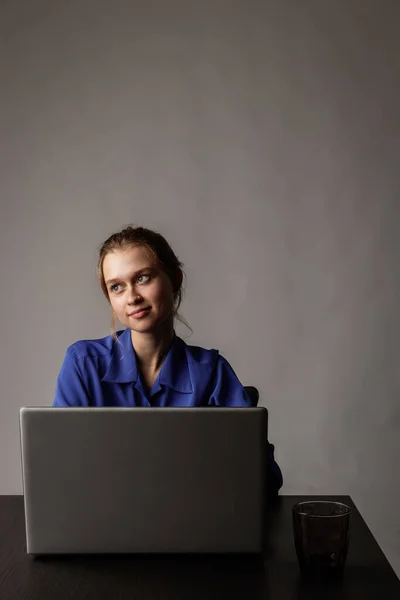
[102,245,177,334]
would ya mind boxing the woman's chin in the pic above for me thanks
[129,316,173,335]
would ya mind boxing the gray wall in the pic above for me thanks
[1,0,399,574]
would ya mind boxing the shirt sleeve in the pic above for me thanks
[208,355,283,496]
[208,355,252,407]
[53,347,91,407]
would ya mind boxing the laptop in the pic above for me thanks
[19,407,268,555]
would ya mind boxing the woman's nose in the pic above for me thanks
[127,289,143,305]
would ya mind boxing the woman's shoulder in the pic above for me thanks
[176,336,222,366]
[176,337,244,383]
[65,331,123,361]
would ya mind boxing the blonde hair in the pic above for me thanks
[98,225,189,339]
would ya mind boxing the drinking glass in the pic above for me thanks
[292,501,351,576]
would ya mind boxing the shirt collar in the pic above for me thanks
[102,329,193,393]
[158,335,193,393]
[102,328,138,383]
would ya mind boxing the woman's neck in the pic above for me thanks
[130,322,175,372]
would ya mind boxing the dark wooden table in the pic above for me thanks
[1,495,399,599]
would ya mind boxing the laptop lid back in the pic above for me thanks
[20,407,268,554]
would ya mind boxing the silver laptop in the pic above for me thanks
[20,407,267,555]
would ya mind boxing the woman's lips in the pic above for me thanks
[128,307,151,319]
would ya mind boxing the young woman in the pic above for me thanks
[53,225,283,494]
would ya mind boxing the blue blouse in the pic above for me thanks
[53,328,283,493]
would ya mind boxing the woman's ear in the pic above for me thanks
[171,268,183,295]
[176,268,183,290]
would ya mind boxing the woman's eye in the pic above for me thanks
[137,274,150,284]
[110,284,121,292]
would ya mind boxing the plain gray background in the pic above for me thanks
[1,0,399,575]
